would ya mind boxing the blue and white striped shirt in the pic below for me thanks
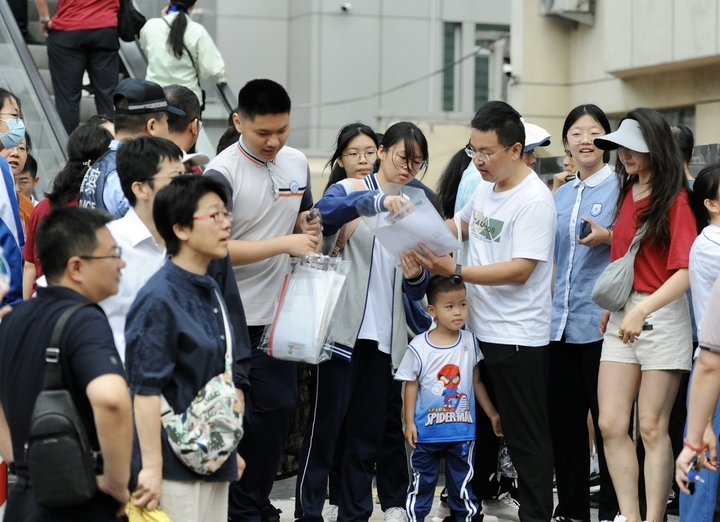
[551,165,619,343]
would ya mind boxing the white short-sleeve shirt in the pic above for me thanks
[459,172,556,346]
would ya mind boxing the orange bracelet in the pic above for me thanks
[684,437,708,453]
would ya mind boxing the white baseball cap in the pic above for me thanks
[182,151,210,167]
[522,120,551,152]
[594,119,649,153]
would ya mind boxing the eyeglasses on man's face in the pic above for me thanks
[464,145,510,163]
[79,245,122,260]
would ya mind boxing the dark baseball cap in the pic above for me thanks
[113,78,185,116]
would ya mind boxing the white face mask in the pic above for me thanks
[0,117,25,150]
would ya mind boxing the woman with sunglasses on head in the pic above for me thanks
[548,104,620,522]
[294,122,430,522]
[594,108,700,522]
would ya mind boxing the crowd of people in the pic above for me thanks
[0,45,718,522]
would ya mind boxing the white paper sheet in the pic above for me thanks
[366,198,459,258]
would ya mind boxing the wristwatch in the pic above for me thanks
[451,263,462,284]
[39,17,51,24]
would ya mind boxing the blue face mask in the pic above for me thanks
[0,118,25,150]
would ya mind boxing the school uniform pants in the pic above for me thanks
[548,338,618,521]
[228,326,299,522]
[46,26,119,134]
[407,441,479,522]
[295,340,393,522]
[479,342,554,522]
[327,376,408,511]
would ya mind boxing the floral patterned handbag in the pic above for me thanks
[159,290,244,475]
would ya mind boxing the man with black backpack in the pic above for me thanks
[0,206,133,521]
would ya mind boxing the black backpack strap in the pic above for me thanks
[42,304,90,391]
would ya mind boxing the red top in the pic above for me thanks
[52,0,119,32]
[24,198,79,279]
[611,189,696,293]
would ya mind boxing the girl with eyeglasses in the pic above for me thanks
[323,123,379,192]
[294,122,430,522]
[548,104,620,522]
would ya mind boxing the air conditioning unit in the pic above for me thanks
[540,0,594,26]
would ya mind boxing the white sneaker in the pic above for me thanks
[323,504,338,522]
[612,516,627,522]
[384,507,408,522]
[431,501,451,522]
[481,493,520,522]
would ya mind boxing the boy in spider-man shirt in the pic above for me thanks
[396,276,502,522]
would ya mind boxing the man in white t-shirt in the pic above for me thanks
[413,101,556,522]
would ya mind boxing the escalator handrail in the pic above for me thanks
[0,0,68,158]
[215,82,235,115]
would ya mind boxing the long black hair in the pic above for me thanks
[614,107,697,248]
[323,123,378,193]
[435,148,472,219]
[167,0,197,60]
[691,164,720,228]
[47,123,113,205]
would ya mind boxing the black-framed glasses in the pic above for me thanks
[342,150,377,164]
[196,118,204,132]
[464,145,510,162]
[193,211,232,223]
[79,246,122,260]
[392,150,427,173]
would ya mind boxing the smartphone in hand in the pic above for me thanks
[579,220,592,240]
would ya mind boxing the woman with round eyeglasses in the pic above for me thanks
[548,104,620,522]
[323,123,379,192]
[295,122,431,522]
[594,108,701,522]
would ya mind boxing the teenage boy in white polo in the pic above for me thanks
[203,79,319,522]
[413,100,557,522]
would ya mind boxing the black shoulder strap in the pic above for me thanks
[162,17,200,81]
[42,304,91,391]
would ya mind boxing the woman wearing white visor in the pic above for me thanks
[593,108,701,522]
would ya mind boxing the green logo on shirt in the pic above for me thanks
[470,210,504,242]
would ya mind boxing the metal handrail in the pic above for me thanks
[0,0,68,158]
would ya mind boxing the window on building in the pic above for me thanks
[475,24,509,109]
[443,22,461,112]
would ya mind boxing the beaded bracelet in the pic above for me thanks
[684,437,708,453]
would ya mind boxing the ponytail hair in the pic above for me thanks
[167,0,197,60]
[436,147,472,219]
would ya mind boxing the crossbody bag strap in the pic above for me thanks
[625,224,647,260]
[162,17,200,83]
[42,304,90,391]
[160,290,233,420]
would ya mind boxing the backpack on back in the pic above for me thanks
[25,304,99,508]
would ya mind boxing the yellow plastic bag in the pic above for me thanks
[126,494,172,522]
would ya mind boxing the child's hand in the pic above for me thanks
[404,423,418,449]
[490,414,503,437]
[400,251,422,279]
